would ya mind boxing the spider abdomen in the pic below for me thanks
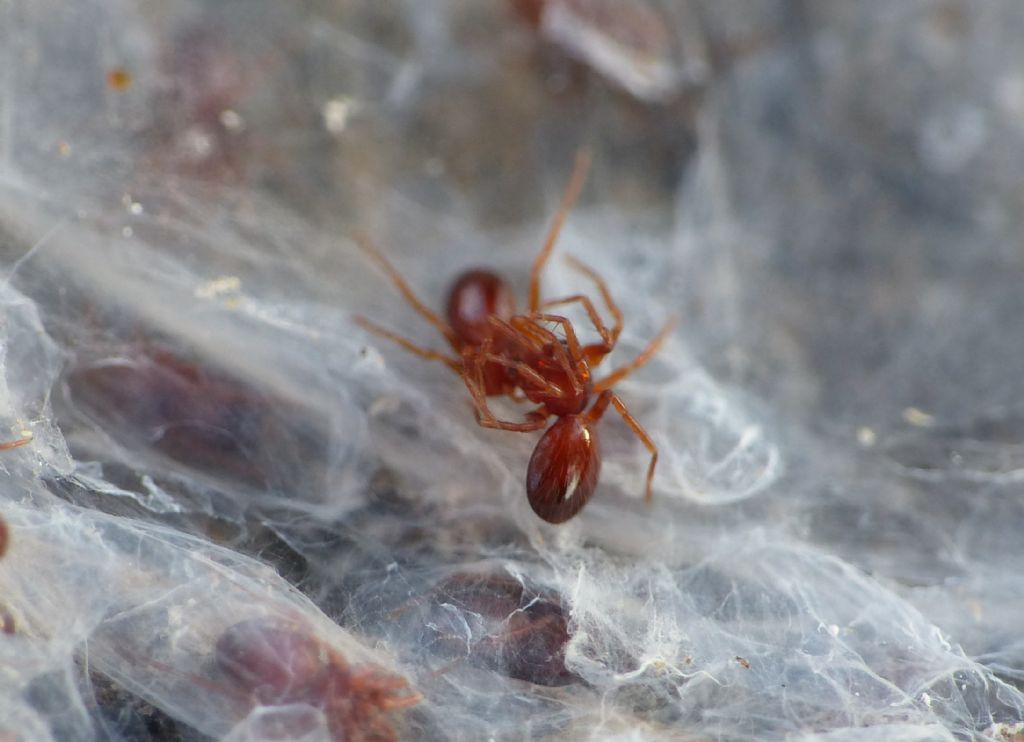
[447,270,516,346]
[527,415,601,523]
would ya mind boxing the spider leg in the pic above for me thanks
[528,313,585,364]
[506,316,559,356]
[587,391,658,504]
[486,316,539,355]
[610,393,658,504]
[486,316,576,394]
[0,435,31,451]
[461,342,496,417]
[508,314,583,394]
[480,353,562,397]
[471,337,489,398]
[353,233,460,350]
[347,666,422,709]
[472,394,550,433]
[355,315,461,373]
[526,313,589,392]
[593,317,678,393]
[459,342,551,432]
[562,253,623,342]
[476,411,549,433]
[539,294,612,348]
[529,150,592,312]
[376,691,423,712]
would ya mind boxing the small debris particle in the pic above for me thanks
[323,97,357,135]
[424,157,445,177]
[219,109,245,132]
[735,656,751,669]
[194,276,242,299]
[121,193,143,215]
[903,407,935,428]
[106,67,132,91]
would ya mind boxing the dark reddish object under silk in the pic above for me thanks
[428,572,575,686]
[215,618,419,742]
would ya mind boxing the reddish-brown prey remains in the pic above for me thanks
[355,152,675,523]
[215,618,420,742]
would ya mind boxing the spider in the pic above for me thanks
[216,618,420,742]
[355,151,675,523]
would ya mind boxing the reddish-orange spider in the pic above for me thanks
[356,152,675,523]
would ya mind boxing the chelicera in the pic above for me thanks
[356,152,674,523]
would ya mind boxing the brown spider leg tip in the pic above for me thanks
[351,230,379,255]
[653,315,682,345]
[645,453,659,506]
